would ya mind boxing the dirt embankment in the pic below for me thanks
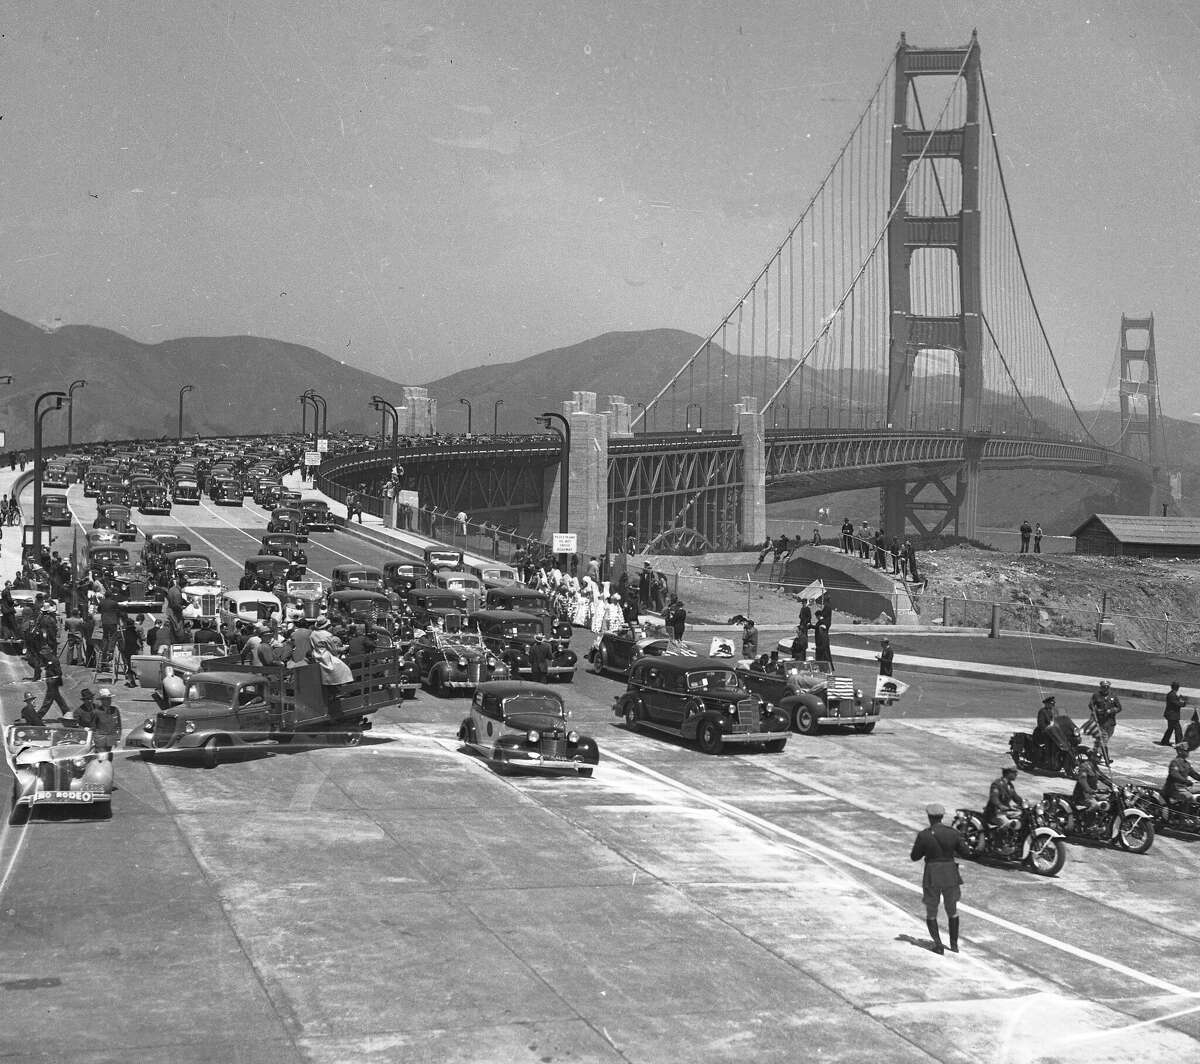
[917,547,1200,653]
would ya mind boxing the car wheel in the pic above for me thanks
[201,735,229,770]
[459,719,477,746]
[428,669,445,696]
[795,706,821,736]
[764,738,787,753]
[697,720,723,755]
[592,647,608,675]
[855,722,876,734]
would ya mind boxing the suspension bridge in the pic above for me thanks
[323,32,1169,555]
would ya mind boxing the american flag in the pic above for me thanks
[1081,714,1101,738]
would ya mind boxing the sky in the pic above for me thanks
[2,1,1199,414]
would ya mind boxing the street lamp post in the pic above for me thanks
[493,398,504,435]
[67,379,86,447]
[686,402,703,431]
[535,412,571,548]
[305,389,328,439]
[32,390,67,558]
[458,397,472,435]
[177,384,195,440]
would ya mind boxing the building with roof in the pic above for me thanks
[1070,514,1200,558]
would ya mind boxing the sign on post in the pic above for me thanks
[304,451,322,467]
[552,532,578,554]
[316,438,329,453]
[397,489,419,508]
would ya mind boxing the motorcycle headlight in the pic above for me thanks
[183,720,196,734]
[567,730,579,744]
[527,729,540,744]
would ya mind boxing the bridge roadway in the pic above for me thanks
[2,491,1198,1061]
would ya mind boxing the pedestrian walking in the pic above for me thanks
[39,652,71,719]
[1160,681,1187,747]
[910,803,968,955]
[878,638,893,677]
[529,632,552,684]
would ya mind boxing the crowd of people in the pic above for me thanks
[837,518,921,581]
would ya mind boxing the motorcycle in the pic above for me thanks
[1036,784,1155,853]
[951,804,1067,876]
[1009,714,1087,776]
[1129,783,1200,838]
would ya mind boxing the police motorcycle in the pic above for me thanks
[1009,713,1086,776]
[1037,760,1155,853]
[950,803,1067,876]
[1129,779,1200,838]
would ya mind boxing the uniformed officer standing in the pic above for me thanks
[529,632,552,684]
[92,689,123,753]
[910,803,969,955]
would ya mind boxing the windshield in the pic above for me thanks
[497,620,542,637]
[431,631,485,650]
[176,556,211,570]
[686,669,743,692]
[186,680,238,703]
[502,694,565,720]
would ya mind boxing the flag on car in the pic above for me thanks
[874,675,909,701]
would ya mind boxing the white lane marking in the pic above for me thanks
[191,499,330,583]
[301,535,369,566]
[601,747,1194,998]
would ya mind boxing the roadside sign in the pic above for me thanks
[304,451,321,466]
[0,430,5,448]
[397,489,419,508]
[316,438,329,453]
[552,532,578,553]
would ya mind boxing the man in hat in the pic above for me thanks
[910,802,968,955]
[985,766,1025,839]
[75,688,100,731]
[19,690,43,726]
[38,649,71,719]
[1160,681,1188,747]
[1164,741,1200,812]
[638,562,653,610]
[529,631,552,684]
[877,638,893,677]
[1033,694,1057,760]
[92,689,122,753]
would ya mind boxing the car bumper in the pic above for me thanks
[17,789,111,806]
[818,712,880,725]
[491,749,594,773]
[722,729,789,745]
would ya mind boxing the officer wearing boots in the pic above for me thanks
[910,803,968,955]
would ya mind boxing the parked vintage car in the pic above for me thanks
[239,555,294,593]
[331,564,385,594]
[160,551,216,589]
[410,627,508,695]
[252,479,283,507]
[6,724,114,824]
[208,476,243,507]
[96,503,138,541]
[458,681,599,777]
[137,484,173,516]
[126,651,405,767]
[588,622,687,677]
[383,561,426,597]
[483,584,574,641]
[471,609,578,682]
[300,499,336,531]
[143,532,192,579]
[424,547,464,572]
[432,569,483,611]
[267,506,308,542]
[284,579,326,623]
[218,589,283,629]
[737,659,887,735]
[40,492,72,527]
[613,657,790,754]
[172,476,201,504]
[469,563,520,589]
[408,588,470,632]
[42,461,70,489]
[260,533,308,573]
[86,543,131,578]
[328,589,394,630]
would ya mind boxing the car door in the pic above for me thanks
[657,670,694,731]
[235,681,272,741]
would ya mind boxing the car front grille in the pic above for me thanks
[539,737,567,760]
[735,699,759,729]
[153,713,179,748]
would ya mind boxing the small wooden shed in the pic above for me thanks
[1070,514,1200,558]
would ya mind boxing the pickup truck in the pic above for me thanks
[126,649,406,767]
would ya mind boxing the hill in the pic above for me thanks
[0,310,401,449]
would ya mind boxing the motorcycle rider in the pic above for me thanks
[985,766,1025,841]
[1071,751,1109,827]
[1163,742,1200,813]
[1087,680,1122,760]
[1033,694,1057,759]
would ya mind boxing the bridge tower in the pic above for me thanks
[1118,314,1164,514]
[883,32,984,539]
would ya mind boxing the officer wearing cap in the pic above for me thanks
[910,802,968,955]
[1033,694,1056,759]
[75,688,100,731]
[986,765,1024,837]
[1164,741,1200,812]
[1160,681,1187,747]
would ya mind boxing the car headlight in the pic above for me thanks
[856,689,863,700]
[527,729,540,744]
[72,757,87,771]
[486,656,496,667]
[567,730,579,744]
[458,657,468,668]
[142,719,154,732]
[183,720,196,733]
